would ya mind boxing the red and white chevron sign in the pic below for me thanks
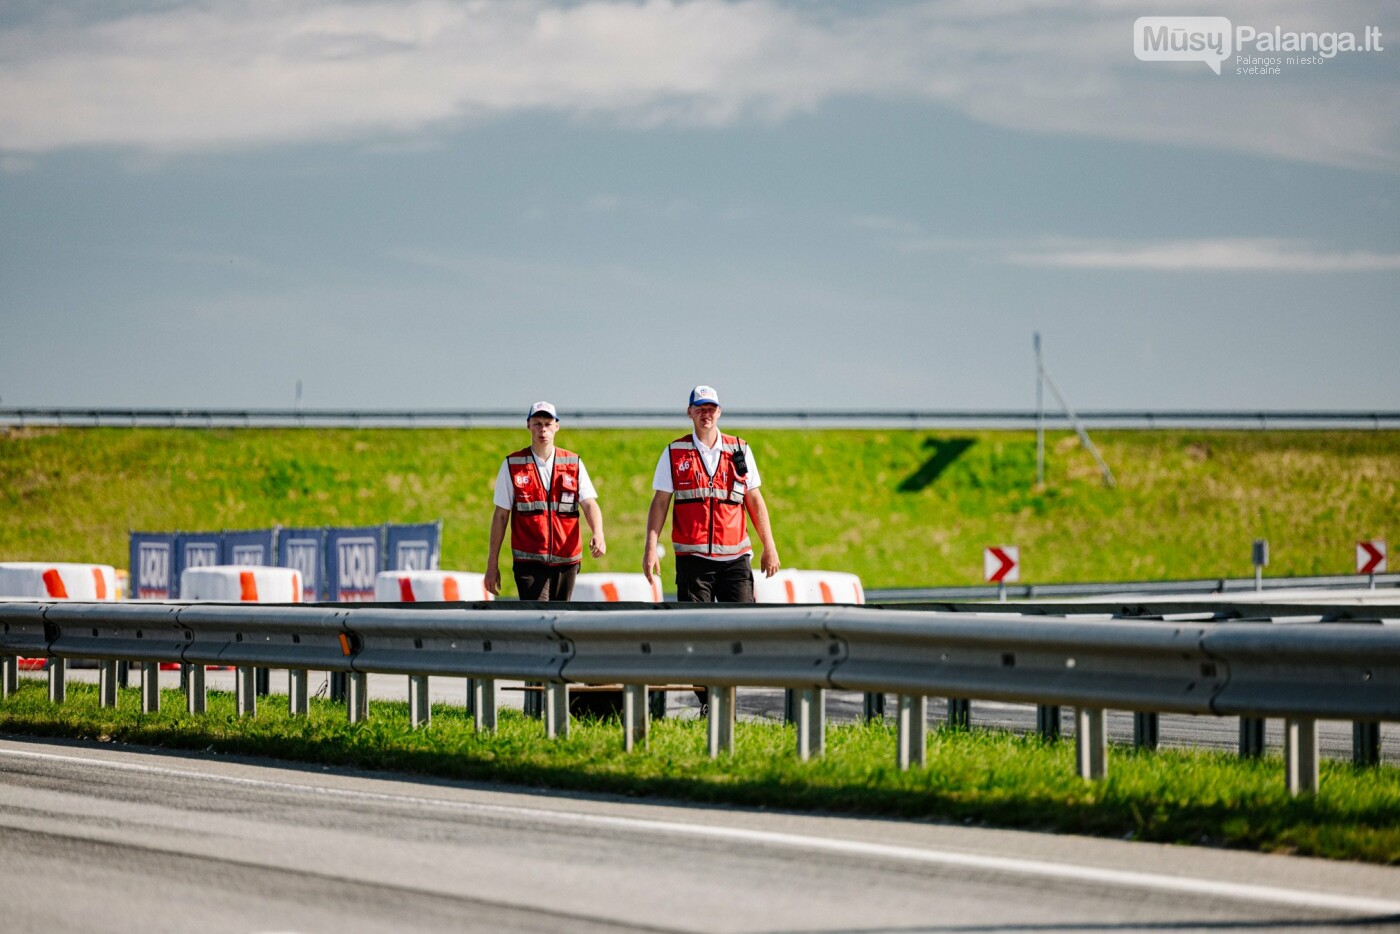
[1356,540,1387,575]
[984,546,1020,584]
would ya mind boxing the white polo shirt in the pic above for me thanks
[494,451,598,510]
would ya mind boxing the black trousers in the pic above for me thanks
[675,554,756,603]
[513,562,579,601]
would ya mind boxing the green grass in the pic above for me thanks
[3,680,1397,864]
[1,427,1397,591]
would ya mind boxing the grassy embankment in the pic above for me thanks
[1,427,1396,592]
[1,679,1396,864]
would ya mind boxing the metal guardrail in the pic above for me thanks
[3,407,1399,430]
[866,572,1400,603]
[2,601,1396,795]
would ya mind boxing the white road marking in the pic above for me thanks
[2,746,1397,918]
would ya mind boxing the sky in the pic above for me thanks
[1,0,1397,413]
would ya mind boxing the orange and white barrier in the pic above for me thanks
[573,573,663,603]
[755,569,865,605]
[179,566,303,603]
[0,561,119,602]
[374,570,493,603]
[0,561,119,669]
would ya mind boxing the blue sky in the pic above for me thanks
[1,0,1396,411]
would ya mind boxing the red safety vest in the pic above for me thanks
[668,433,751,558]
[508,447,582,566]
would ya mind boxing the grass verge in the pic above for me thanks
[3,680,1397,865]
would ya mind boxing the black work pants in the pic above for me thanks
[675,555,756,604]
[513,562,579,601]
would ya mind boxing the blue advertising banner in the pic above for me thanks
[129,532,176,600]
[277,527,326,602]
[174,532,224,597]
[326,526,382,602]
[223,528,277,566]
[386,521,441,571]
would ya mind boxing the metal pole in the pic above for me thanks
[797,688,825,761]
[946,697,970,730]
[346,672,368,724]
[288,670,308,717]
[623,684,649,752]
[1,656,16,698]
[141,662,160,713]
[1076,707,1107,780]
[1133,712,1160,750]
[236,667,256,718]
[1285,718,1319,795]
[472,678,498,733]
[1036,704,1061,741]
[1041,365,1115,488]
[897,694,927,770]
[99,660,118,708]
[545,683,569,739]
[48,658,66,704]
[187,664,206,714]
[409,675,430,729]
[1352,721,1381,767]
[1239,717,1266,758]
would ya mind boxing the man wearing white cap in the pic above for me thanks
[486,401,606,600]
[643,385,780,603]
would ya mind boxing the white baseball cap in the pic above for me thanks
[688,385,720,407]
[526,401,558,421]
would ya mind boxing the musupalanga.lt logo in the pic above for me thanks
[1134,17,1383,75]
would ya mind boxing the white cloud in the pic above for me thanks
[1008,237,1400,272]
[0,0,1396,171]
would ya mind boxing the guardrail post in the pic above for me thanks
[1285,718,1319,795]
[796,688,826,761]
[897,694,927,770]
[649,689,667,720]
[288,670,308,717]
[524,681,543,719]
[186,665,206,714]
[545,683,569,739]
[3,656,18,698]
[255,667,271,698]
[706,685,736,758]
[236,667,256,718]
[946,697,970,730]
[118,661,131,689]
[1036,704,1061,740]
[1075,708,1107,780]
[623,684,649,752]
[330,671,347,703]
[346,673,368,724]
[472,678,497,733]
[1133,712,1160,750]
[862,692,885,722]
[409,675,430,729]
[48,658,66,704]
[464,678,477,718]
[141,662,160,713]
[1353,721,1381,767]
[782,688,795,724]
[1239,717,1266,758]
[98,660,118,708]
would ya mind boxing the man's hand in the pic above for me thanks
[484,566,502,596]
[760,548,780,578]
[590,534,607,558]
[643,546,661,583]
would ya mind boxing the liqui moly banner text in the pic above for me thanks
[129,532,176,599]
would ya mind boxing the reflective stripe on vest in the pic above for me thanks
[511,549,581,566]
[672,539,752,556]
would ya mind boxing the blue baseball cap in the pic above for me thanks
[689,385,720,407]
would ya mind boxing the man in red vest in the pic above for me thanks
[643,385,780,602]
[486,401,606,600]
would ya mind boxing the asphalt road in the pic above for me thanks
[1,736,1398,933]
